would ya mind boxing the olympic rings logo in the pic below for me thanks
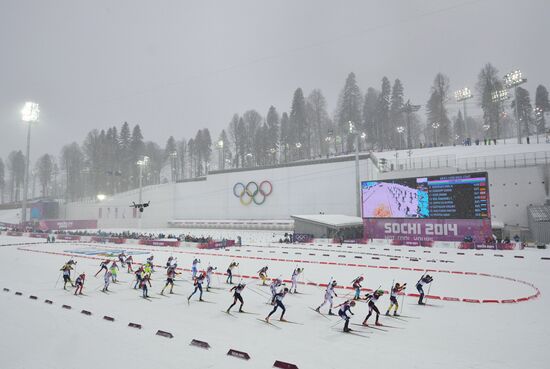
[233,181,273,205]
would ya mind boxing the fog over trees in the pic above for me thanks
[2,64,549,203]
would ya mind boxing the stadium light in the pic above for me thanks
[454,87,473,102]
[136,155,149,229]
[504,70,526,89]
[491,89,510,143]
[169,151,178,181]
[491,89,509,103]
[431,122,440,147]
[396,126,405,150]
[20,101,40,225]
[216,140,225,170]
[504,69,527,143]
[400,100,421,149]
[21,102,40,122]
[97,194,106,201]
[345,121,363,217]
[455,88,473,138]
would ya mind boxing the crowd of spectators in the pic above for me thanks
[1,227,222,243]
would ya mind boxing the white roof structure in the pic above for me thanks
[291,214,363,228]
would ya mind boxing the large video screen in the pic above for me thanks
[361,172,489,219]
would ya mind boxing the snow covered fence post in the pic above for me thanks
[190,339,210,349]
[273,360,299,369]
[156,330,173,338]
[227,349,250,360]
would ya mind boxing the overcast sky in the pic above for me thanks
[1,0,548,162]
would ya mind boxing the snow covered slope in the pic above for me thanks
[0,233,548,369]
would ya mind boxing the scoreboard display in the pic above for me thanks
[361,172,490,220]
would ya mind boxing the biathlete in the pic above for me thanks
[125,255,134,272]
[140,274,152,298]
[351,276,364,300]
[146,255,155,272]
[191,258,201,279]
[160,266,180,295]
[258,266,269,285]
[336,300,356,332]
[266,287,289,322]
[270,277,284,297]
[60,263,75,290]
[206,265,217,291]
[416,274,433,305]
[188,271,206,302]
[386,282,406,316]
[117,252,126,266]
[226,261,239,284]
[110,261,119,282]
[165,256,177,269]
[133,266,144,289]
[74,273,86,295]
[94,259,110,277]
[362,289,384,326]
[290,267,303,293]
[226,282,246,313]
[315,280,338,315]
[102,270,112,292]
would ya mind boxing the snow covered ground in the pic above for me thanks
[0,232,548,369]
[374,141,550,161]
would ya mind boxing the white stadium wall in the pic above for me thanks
[63,158,371,228]
[61,156,548,230]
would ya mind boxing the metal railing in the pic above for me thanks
[373,151,550,172]
[457,151,550,170]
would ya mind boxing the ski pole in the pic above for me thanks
[425,281,432,305]
[247,286,270,298]
[389,278,394,313]
[399,293,405,315]
[330,317,344,328]
[54,271,62,288]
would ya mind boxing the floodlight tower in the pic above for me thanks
[400,100,421,149]
[217,140,224,170]
[504,69,527,143]
[169,151,178,181]
[492,89,510,143]
[454,87,473,139]
[432,122,440,146]
[396,126,405,149]
[349,121,362,217]
[20,102,40,226]
[136,156,149,229]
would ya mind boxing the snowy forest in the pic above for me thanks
[1,63,549,203]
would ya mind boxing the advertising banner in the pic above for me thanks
[56,235,82,241]
[90,236,126,244]
[38,219,98,231]
[364,218,492,243]
[6,231,23,236]
[29,233,49,239]
[197,240,236,249]
[138,239,180,247]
